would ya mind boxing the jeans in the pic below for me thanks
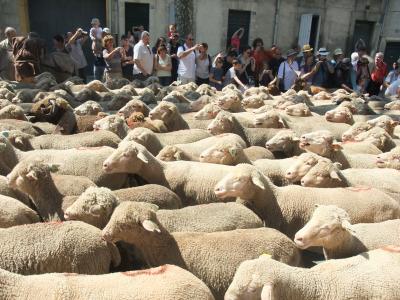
[196,77,209,85]
[93,65,105,81]
[158,76,172,86]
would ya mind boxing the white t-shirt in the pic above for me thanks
[177,43,196,79]
[278,60,299,90]
[66,39,87,69]
[195,55,210,79]
[133,40,154,75]
[385,78,400,96]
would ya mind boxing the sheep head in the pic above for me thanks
[284,152,323,183]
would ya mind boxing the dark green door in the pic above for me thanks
[125,3,150,34]
[384,42,400,71]
[226,9,251,52]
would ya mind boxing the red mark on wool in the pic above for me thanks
[381,245,400,253]
[121,265,168,277]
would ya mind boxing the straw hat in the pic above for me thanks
[302,44,313,53]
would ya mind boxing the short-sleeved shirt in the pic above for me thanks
[195,55,210,79]
[277,60,299,91]
[210,67,224,90]
[103,48,122,74]
[385,78,400,96]
[177,43,196,79]
[133,40,153,75]
[156,54,171,77]
[66,39,87,69]
[385,70,400,85]
[224,66,241,87]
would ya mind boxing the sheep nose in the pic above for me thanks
[286,171,291,176]
[294,236,303,243]
[64,212,70,220]
[200,154,205,158]
[301,180,305,185]
[265,144,271,149]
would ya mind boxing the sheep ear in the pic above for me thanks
[25,170,38,181]
[89,205,102,216]
[173,151,182,160]
[142,219,161,233]
[261,284,276,300]
[228,147,237,157]
[391,120,399,127]
[329,169,341,181]
[251,173,265,190]
[314,204,320,208]
[137,150,148,164]
[331,143,343,151]
[341,219,355,233]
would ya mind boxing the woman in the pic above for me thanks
[66,28,88,82]
[102,35,124,81]
[127,30,135,47]
[230,27,244,54]
[277,49,300,92]
[251,38,267,86]
[259,60,274,87]
[225,59,247,91]
[152,37,167,55]
[121,34,134,81]
[356,55,372,93]
[155,45,172,86]
[238,45,255,87]
[195,43,211,85]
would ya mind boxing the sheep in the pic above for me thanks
[366,115,399,136]
[241,95,265,109]
[102,203,301,299]
[102,140,239,205]
[74,100,104,116]
[0,88,15,101]
[7,130,121,151]
[0,99,12,109]
[225,248,400,300]
[284,102,312,116]
[0,175,30,205]
[294,204,400,259]
[106,93,135,111]
[0,104,27,121]
[216,92,244,112]
[207,111,281,147]
[125,112,168,133]
[196,84,216,96]
[193,103,222,120]
[12,89,41,103]
[0,119,42,136]
[122,127,211,156]
[64,186,182,228]
[102,201,263,234]
[93,114,129,138]
[199,144,274,165]
[117,98,151,118]
[7,160,97,221]
[376,146,400,170]
[341,121,373,141]
[325,106,354,124]
[284,152,325,183]
[265,130,303,157]
[214,164,400,238]
[253,110,286,128]
[156,133,246,162]
[352,126,396,152]
[299,130,378,168]
[0,195,39,228]
[384,100,400,110]
[162,90,191,104]
[0,264,215,300]
[75,112,108,133]
[149,101,190,131]
[0,221,120,275]
[189,95,214,111]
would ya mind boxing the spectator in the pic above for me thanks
[152,37,167,54]
[299,44,315,72]
[155,45,172,86]
[368,52,388,96]
[53,35,67,53]
[89,18,103,55]
[259,60,274,87]
[127,30,135,47]
[351,52,359,72]
[238,45,255,87]
[0,26,16,80]
[230,27,244,54]
[12,32,45,83]
[132,26,143,43]
[195,42,211,85]
[209,56,224,91]
[384,59,400,89]
[332,48,344,67]
[385,78,400,97]
[334,57,356,93]
[221,50,237,77]
[356,55,372,93]
[167,32,180,82]
[269,46,284,77]
[252,38,267,86]
[303,48,335,88]
[102,35,124,81]
[65,28,88,82]
[103,28,111,36]
[277,48,300,92]
[92,29,108,81]
[225,58,247,91]
[167,24,177,40]
[133,31,153,80]
[177,33,200,84]
[120,34,134,81]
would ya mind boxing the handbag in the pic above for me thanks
[279,62,286,92]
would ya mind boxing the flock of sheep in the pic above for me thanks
[1,72,400,299]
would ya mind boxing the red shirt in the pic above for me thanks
[252,49,268,75]
[371,61,388,83]
[231,36,240,50]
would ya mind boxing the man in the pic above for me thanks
[177,33,201,83]
[334,58,356,93]
[0,27,16,80]
[133,31,153,80]
[66,28,89,82]
[120,34,134,81]
[269,46,284,77]
[384,59,400,88]
[167,32,180,82]
[331,48,344,67]
[277,49,300,92]
[303,47,335,88]
[368,52,388,96]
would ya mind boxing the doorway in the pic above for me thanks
[298,14,320,50]
[125,3,150,34]
[352,20,375,52]
[384,42,400,71]
[226,9,251,52]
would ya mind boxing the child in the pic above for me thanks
[90,18,103,55]
[167,24,177,40]
[259,61,274,86]
[209,57,224,91]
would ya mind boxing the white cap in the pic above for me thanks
[103,27,111,34]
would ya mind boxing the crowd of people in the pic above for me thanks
[0,19,399,97]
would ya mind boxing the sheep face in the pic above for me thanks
[189,95,212,112]
[324,107,353,124]
[207,112,234,135]
[0,105,27,121]
[265,131,299,152]
[284,103,311,117]
[193,103,221,120]
[148,102,177,123]
[299,130,341,156]
[93,115,125,135]
[285,153,322,182]
[300,160,342,188]
[7,130,33,151]
[367,116,399,135]
[118,100,147,118]
[254,111,285,128]
[74,101,103,116]
[156,146,183,161]
[242,96,265,109]
[199,144,240,165]
[384,100,400,111]
[214,166,265,199]
[376,148,400,170]
[217,94,240,110]
[102,202,160,243]
[0,88,15,101]
[122,128,154,146]
[64,187,116,228]
[341,122,372,142]
[353,127,391,150]
[103,142,148,174]
[313,91,332,101]
[294,205,352,250]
